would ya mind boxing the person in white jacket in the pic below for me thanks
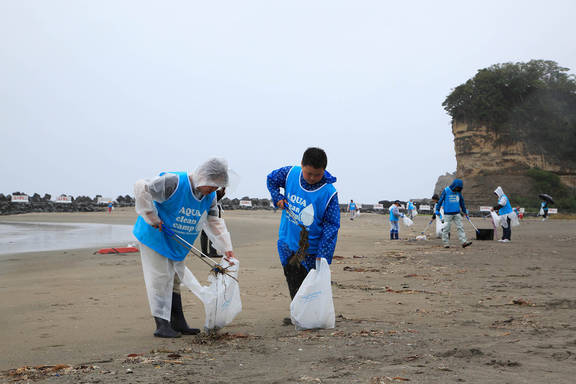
[133,158,235,338]
[491,186,515,242]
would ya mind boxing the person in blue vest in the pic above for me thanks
[267,147,340,325]
[406,200,416,220]
[431,194,440,220]
[435,179,473,249]
[540,200,549,221]
[492,186,514,242]
[348,199,357,220]
[133,158,235,338]
[389,200,404,240]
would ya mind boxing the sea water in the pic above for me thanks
[0,221,136,255]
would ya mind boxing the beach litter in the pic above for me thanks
[161,226,242,331]
[6,364,98,381]
[94,246,139,255]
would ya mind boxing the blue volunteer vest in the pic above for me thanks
[442,187,462,214]
[133,172,215,261]
[349,203,356,210]
[389,205,400,221]
[498,194,513,215]
[278,166,337,255]
[408,202,414,210]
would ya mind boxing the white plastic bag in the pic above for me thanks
[179,258,241,330]
[490,211,501,227]
[402,216,414,227]
[538,207,544,216]
[510,211,520,227]
[290,258,335,330]
[435,216,445,238]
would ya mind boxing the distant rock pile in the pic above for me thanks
[0,193,135,216]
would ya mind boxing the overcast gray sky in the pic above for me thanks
[1,1,575,204]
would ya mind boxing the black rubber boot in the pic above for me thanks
[170,293,200,335]
[390,231,394,240]
[153,317,181,338]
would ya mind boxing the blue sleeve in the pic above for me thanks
[266,166,291,207]
[436,190,446,212]
[316,193,340,264]
[459,193,467,213]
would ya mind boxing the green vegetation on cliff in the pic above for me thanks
[443,60,576,167]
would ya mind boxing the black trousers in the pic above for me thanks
[502,217,512,240]
[200,231,218,257]
[283,262,310,300]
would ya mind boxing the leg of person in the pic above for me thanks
[170,272,200,335]
[200,231,209,255]
[139,243,181,338]
[390,221,395,240]
[442,215,452,247]
[283,260,310,300]
[282,257,310,326]
[394,221,399,239]
[208,239,219,257]
[454,214,472,248]
[502,217,511,241]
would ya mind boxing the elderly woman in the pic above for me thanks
[133,158,235,338]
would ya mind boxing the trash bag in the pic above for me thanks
[435,217,444,238]
[290,258,335,330]
[538,208,544,216]
[490,211,501,227]
[510,211,520,227]
[179,258,241,331]
[402,216,414,227]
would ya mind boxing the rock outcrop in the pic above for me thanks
[451,120,576,207]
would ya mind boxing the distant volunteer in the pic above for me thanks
[133,158,235,338]
[431,193,443,239]
[540,200,549,221]
[492,186,517,242]
[348,200,357,220]
[389,200,404,240]
[435,179,473,249]
[406,200,416,220]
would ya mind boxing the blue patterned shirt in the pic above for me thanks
[267,166,340,270]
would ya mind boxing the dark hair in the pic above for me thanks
[301,147,327,169]
[432,194,439,200]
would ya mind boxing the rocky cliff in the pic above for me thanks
[451,120,576,208]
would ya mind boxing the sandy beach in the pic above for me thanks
[1,209,575,383]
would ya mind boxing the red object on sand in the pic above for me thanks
[96,247,139,254]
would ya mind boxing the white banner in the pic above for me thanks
[55,195,72,204]
[419,204,431,211]
[11,195,29,203]
[239,200,252,207]
[373,203,384,210]
[480,206,492,212]
[549,208,558,214]
[97,197,114,205]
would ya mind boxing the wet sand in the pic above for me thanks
[1,209,575,383]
